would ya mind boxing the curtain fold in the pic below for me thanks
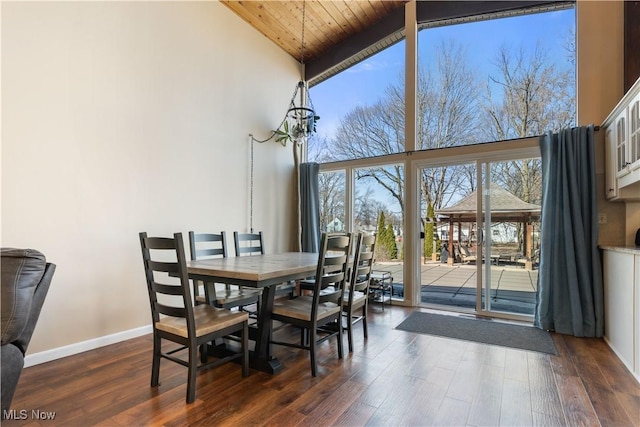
[300,162,320,253]
[535,125,604,337]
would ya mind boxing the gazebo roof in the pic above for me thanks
[436,186,541,222]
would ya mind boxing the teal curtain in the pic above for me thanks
[535,125,604,337]
[300,162,320,253]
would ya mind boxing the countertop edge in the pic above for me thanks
[600,246,640,255]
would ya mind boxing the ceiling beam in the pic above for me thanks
[305,4,404,83]
[415,1,568,23]
[306,0,573,84]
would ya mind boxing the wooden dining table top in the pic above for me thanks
[186,252,320,374]
[186,252,319,285]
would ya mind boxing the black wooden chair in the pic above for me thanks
[297,231,351,296]
[233,231,296,298]
[233,231,265,257]
[188,231,261,312]
[139,232,249,404]
[270,232,352,376]
[342,233,376,352]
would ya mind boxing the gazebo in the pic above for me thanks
[435,185,541,268]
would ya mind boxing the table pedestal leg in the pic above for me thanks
[252,285,282,374]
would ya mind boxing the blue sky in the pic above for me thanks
[309,8,575,141]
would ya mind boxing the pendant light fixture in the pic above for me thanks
[250,0,319,147]
[248,1,318,236]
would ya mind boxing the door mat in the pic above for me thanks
[395,311,557,355]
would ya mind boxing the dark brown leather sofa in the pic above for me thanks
[1,248,55,416]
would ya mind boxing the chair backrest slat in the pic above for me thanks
[148,260,180,274]
[145,236,179,250]
[155,303,187,319]
[234,232,264,256]
[189,231,228,260]
[152,282,184,296]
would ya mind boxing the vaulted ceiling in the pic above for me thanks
[220,1,572,85]
[220,1,408,65]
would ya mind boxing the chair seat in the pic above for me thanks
[156,304,248,338]
[214,288,261,306]
[272,296,340,321]
[274,281,296,297]
[298,278,315,292]
[342,289,366,306]
[195,284,261,308]
[319,286,336,296]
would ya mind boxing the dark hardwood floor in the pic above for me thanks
[4,305,640,426]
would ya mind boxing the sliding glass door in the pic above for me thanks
[419,162,478,312]
[418,154,541,320]
[477,159,541,318]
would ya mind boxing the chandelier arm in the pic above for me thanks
[249,81,305,144]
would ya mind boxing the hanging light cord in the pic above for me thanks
[248,0,309,232]
[300,0,306,71]
[250,136,254,233]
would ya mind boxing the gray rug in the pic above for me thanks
[396,311,557,355]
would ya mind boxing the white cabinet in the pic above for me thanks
[605,126,619,199]
[627,92,640,174]
[603,77,640,201]
[603,247,640,382]
[614,109,628,179]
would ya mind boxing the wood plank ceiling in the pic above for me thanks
[220,1,408,65]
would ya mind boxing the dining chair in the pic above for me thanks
[233,231,264,256]
[233,231,296,298]
[270,232,352,376]
[188,231,261,313]
[297,231,351,296]
[342,233,376,352]
[139,232,249,404]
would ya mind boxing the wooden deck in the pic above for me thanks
[375,261,538,292]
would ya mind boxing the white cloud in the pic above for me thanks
[346,60,386,73]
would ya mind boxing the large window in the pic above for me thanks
[417,9,576,149]
[308,40,406,162]
[318,171,345,233]
[308,7,575,162]
[309,5,575,317]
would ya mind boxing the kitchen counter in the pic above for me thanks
[601,247,640,382]
[600,246,640,255]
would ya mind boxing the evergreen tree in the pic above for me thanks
[424,202,435,258]
[386,223,398,259]
[375,211,390,261]
[377,211,386,236]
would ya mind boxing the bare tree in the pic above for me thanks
[354,187,387,230]
[483,43,574,141]
[307,135,332,163]
[318,170,345,232]
[330,40,481,228]
[482,43,575,203]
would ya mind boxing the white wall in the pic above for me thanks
[1,1,299,356]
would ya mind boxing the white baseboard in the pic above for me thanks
[603,336,640,384]
[24,325,152,368]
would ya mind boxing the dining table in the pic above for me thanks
[186,252,319,374]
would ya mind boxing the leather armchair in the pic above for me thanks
[1,248,55,415]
